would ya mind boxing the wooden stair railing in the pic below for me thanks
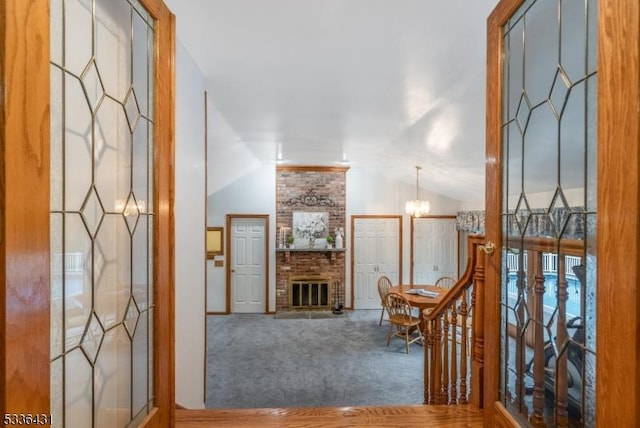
[422,235,487,407]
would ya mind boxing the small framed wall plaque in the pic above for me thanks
[206,227,223,259]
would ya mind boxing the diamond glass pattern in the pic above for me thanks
[515,93,532,134]
[124,87,142,132]
[124,297,141,338]
[549,66,572,118]
[124,192,141,235]
[514,194,531,236]
[80,186,105,238]
[548,189,571,238]
[80,60,106,113]
[80,312,105,364]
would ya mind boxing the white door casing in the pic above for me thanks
[413,217,458,285]
[353,217,401,309]
[230,218,266,313]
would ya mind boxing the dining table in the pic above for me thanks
[388,284,446,311]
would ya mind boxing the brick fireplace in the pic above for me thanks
[275,166,348,311]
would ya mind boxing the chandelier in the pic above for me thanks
[405,165,430,217]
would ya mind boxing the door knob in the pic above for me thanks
[479,240,496,255]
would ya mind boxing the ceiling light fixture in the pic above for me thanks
[405,165,430,217]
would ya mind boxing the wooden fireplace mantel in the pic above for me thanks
[277,247,345,263]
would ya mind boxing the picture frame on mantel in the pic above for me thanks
[206,227,223,259]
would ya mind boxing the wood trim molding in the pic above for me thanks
[484,0,525,425]
[597,0,640,425]
[140,0,176,425]
[276,165,350,173]
[0,0,50,416]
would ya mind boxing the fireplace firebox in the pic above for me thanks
[289,277,331,310]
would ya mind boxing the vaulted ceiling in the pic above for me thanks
[164,0,498,202]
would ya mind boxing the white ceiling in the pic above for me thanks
[164,0,499,202]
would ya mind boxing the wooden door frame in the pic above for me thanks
[0,0,176,426]
[409,215,458,285]
[225,214,270,314]
[350,215,403,309]
[485,0,640,426]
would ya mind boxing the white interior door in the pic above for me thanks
[354,217,400,309]
[413,218,458,284]
[230,218,266,313]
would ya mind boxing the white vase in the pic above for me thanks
[335,234,343,249]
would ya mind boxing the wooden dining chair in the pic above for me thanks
[384,292,424,354]
[377,275,392,326]
[435,276,456,289]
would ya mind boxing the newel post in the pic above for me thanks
[470,240,486,407]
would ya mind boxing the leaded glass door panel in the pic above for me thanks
[50,0,163,426]
[489,0,598,426]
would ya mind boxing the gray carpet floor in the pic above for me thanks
[205,310,425,409]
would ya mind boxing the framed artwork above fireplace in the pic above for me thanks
[292,211,329,240]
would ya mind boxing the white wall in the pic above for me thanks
[174,40,206,409]
[206,163,277,312]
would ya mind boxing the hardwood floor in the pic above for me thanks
[176,404,483,427]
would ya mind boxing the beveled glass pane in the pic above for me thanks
[560,0,587,84]
[132,215,148,310]
[523,103,557,210]
[523,1,559,106]
[51,213,64,357]
[65,74,93,211]
[51,0,63,67]
[96,0,132,101]
[132,0,150,25]
[65,349,93,428]
[64,0,93,77]
[560,82,586,194]
[132,312,149,416]
[147,28,155,119]
[148,216,154,304]
[584,350,596,425]
[148,307,154,401]
[51,67,64,212]
[505,20,523,122]
[64,213,92,351]
[133,119,149,204]
[147,125,155,213]
[95,97,132,213]
[133,12,150,116]
[586,76,597,211]
[50,357,63,428]
[506,122,523,212]
[94,326,131,428]
[587,0,598,75]
[94,214,131,330]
